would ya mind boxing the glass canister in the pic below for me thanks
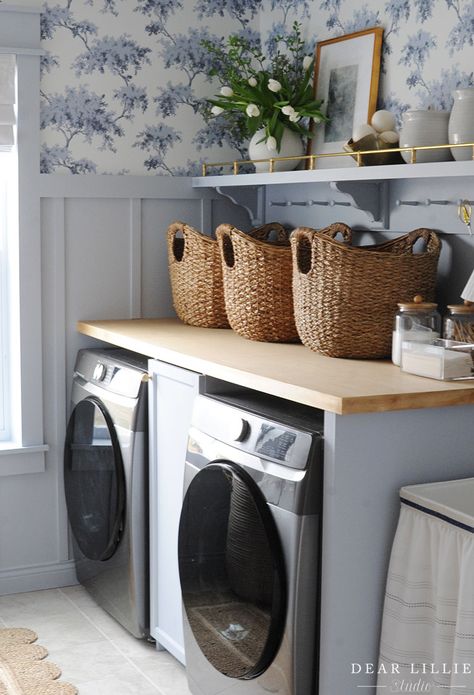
[443,302,474,342]
[448,88,474,161]
[399,110,451,163]
[392,295,441,366]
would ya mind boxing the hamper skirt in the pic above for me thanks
[378,502,474,694]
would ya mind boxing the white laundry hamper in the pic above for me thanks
[378,477,474,694]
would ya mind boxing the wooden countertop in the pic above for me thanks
[77,318,474,415]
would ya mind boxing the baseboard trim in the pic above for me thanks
[0,560,78,596]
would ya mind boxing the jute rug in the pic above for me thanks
[0,628,77,695]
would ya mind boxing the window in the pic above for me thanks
[0,55,17,442]
[0,7,47,470]
[0,147,17,440]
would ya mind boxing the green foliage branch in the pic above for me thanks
[202,22,328,152]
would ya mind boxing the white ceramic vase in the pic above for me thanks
[449,88,474,161]
[399,110,452,163]
[248,127,304,173]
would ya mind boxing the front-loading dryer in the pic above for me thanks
[178,390,324,695]
[64,348,149,638]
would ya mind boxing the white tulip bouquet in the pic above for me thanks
[203,22,327,153]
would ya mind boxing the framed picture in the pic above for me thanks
[308,27,383,167]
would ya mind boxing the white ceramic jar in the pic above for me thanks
[399,110,451,163]
[449,88,474,161]
[248,127,304,173]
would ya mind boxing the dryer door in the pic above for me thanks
[178,461,286,680]
[64,396,126,561]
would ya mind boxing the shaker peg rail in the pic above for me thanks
[396,199,474,207]
[269,199,352,208]
[269,201,302,207]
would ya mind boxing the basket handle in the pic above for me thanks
[215,223,236,269]
[291,227,315,275]
[216,222,289,244]
[248,222,289,244]
[291,224,352,276]
[318,222,352,243]
[167,221,188,262]
[404,228,442,255]
[376,228,440,255]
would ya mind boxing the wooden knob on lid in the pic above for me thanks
[398,294,437,311]
[447,301,474,314]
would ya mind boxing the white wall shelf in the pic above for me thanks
[192,159,474,231]
[192,159,474,189]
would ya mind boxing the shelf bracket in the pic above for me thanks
[330,181,388,227]
[215,186,265,227]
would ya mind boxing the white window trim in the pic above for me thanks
[0,150,16,441]
[0,5,48,474]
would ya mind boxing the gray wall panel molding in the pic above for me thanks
[0,6,41,50]
[39,175,223,200]
[129,198,143,318]
[0,561,77,596]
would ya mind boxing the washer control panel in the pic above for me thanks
[192,395,316,470]
[255,424,297,462]
[74,349,148,399]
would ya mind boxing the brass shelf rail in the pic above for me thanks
[201,142,474,177]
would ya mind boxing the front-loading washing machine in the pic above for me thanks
[64,348,149,638]
[178,389,324,695]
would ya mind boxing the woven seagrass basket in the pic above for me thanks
[291,225,441,358]
[167,221,229,328]
[216,222,298,342]
[167,221,289,329]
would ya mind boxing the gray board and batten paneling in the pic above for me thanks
[0,175,246,594]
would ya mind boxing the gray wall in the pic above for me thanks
[0,175,249,594]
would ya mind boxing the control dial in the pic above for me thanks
[93,362,107,382]
[228,417,249,442]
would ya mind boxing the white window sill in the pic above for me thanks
[0,444,48,476]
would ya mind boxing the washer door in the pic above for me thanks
[178,461,286,680]
[64,397,126,562]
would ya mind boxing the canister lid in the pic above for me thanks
[397,295,438,311]
[447,300,474,314]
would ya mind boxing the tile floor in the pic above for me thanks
[0,585,191,695]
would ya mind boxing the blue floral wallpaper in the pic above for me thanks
[259,0,474,118]
[33,0,474,174]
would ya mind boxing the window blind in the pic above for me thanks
[0,55,15,151]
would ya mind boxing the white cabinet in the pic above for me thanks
[148,359,200,664]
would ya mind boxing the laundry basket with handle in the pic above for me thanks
[167,221,288,330]
[291,226,441,358]
[216,222,297,342]
[167,221,229,328]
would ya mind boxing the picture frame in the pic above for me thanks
[308,27,383,167]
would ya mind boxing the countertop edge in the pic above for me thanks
[77,321,345,414]
[77,320,474,416]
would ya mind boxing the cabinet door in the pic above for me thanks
[148,359,199,665]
